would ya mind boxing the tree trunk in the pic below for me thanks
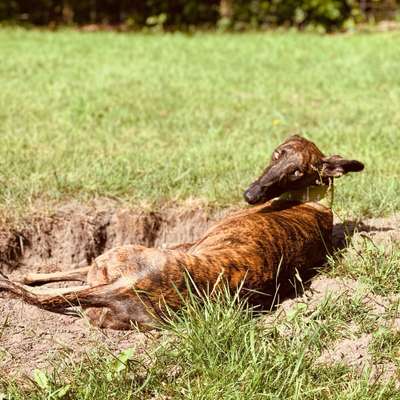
[62,1,74,24]
[219,0,233,19]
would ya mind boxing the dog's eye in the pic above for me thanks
[293,170,303,177]
[272,149,285,161]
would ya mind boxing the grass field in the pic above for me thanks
[1,28,400,217]
[1,28,400,399]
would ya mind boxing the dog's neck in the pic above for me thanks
[279,185,332,207]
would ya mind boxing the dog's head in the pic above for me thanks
[244,135,364,205]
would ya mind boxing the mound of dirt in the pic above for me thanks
[317,333,372,368]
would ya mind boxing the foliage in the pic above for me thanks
[0,0,220,28]
[0,0,377,31]
[231,0,359,31]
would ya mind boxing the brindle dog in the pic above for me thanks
[0,135,364,330]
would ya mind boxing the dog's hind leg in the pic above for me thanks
[19,266,90,286]
[21,284,90,296]
[0,274,156,329]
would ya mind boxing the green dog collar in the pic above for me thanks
[279,185,332,206]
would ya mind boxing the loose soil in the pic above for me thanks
[0,200,399,378]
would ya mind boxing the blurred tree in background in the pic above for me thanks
[0,0,398,30]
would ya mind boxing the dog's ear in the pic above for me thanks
[321,155,364,178]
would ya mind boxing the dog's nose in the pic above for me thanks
[243,188,259,205]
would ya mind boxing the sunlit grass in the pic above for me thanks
[0,29,400,217]
[329,241,400,296]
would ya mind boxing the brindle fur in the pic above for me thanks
[0,135,364,330]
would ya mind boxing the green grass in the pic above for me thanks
[369,327,400,365]
[329,242,400,296]
[1,28,400,217]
